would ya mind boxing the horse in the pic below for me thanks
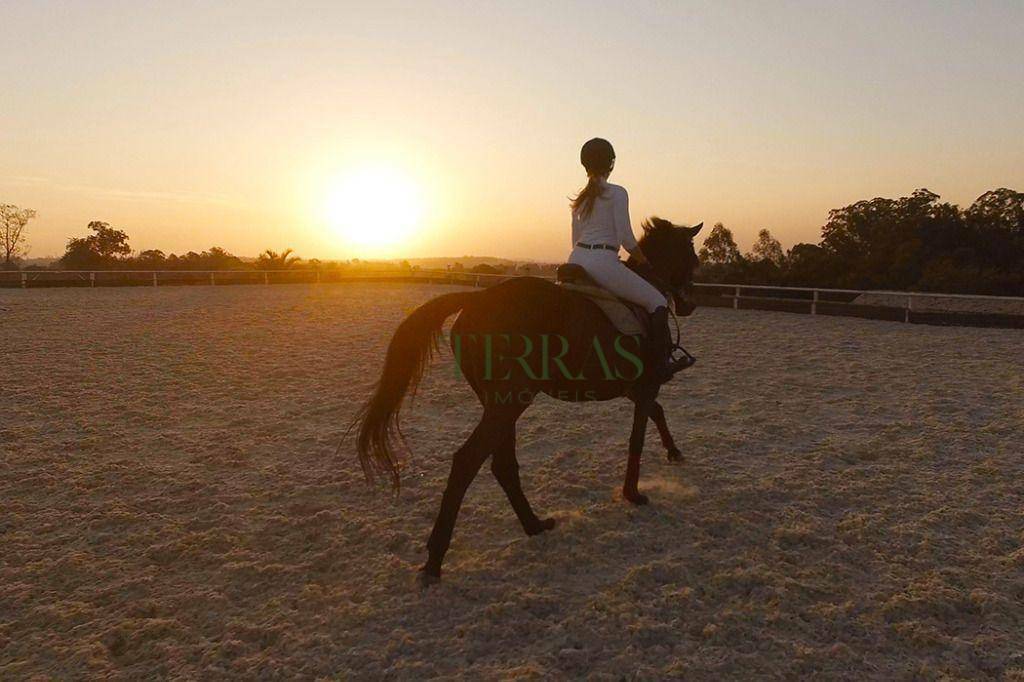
[353,217,703,584]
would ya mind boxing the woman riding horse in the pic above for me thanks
[569,137,695,381]
[353,144,703,584]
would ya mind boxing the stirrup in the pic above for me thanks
[668,355,696,373]
[668,345,697,373]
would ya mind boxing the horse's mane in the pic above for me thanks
[637,216,677,250]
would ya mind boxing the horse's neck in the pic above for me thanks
[626,257,666,294]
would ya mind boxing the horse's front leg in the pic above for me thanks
[650,401,683,462]
[623,393,655,505]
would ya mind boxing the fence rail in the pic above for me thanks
[3,268,1023,329]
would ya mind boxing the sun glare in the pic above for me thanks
[324,165,424,254]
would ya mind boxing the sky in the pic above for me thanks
[2,0,1023,262]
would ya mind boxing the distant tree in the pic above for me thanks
[256,248,301,270]
[1,204,37,268]
[59,221,131,269]
[698,222,741,265]
[88,221,131,259]
[732,229,785,284]
[820,189,944,289]
[202,247,245,270]
[136,249,167,267]
[963,189,1024,276]
[695,222,747,283]
[470,263,500,274]
[140,247,242,271]
[748,229,784,266]
[784,243,835,287]
[966,188,1024,236]
[685,187,1024,294]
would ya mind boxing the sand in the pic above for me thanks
[2,282,1023,679]
[854,292,1024,316]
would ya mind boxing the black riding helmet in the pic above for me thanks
[580,138,615,176]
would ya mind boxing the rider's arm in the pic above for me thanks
[613,186,645,261]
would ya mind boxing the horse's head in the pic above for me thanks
[638,217,703,316]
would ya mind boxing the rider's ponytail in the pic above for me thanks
[571,137,616,219]
[571,175,607,219]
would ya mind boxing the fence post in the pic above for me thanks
[153,272,158,287]
[812,290,818,315]
[21,272,27,289]
[316,270,321,284]
[210,272,215,286]
[90,272,95,288]
[264,272,269,285]
[905,295,912,323]
[733,285,740,310]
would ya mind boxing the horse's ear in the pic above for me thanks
[688,222,704,237]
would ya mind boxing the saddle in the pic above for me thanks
[555,263,647,337]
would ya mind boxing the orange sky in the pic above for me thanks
[3,2,1022,262]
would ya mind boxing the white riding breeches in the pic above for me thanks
[568,247,668,313]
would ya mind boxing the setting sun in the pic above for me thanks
[324,165,424,254]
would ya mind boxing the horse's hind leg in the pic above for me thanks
[422,408,508,582]
[491,417,555,536]
[650,401,683,462]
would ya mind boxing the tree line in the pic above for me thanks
[3,186,1023,294]
[9,220,411,273]
[57,221,316,271]
[697,188,1024,296]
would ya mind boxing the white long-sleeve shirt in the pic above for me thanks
[570,179,639,254]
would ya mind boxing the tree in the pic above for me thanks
[201,247,244,270]
[698,223,741,265]
[136,249,167,267]
[256,248,301,270]
[964,189,1024,274]
[820,189,943,289]
[59,221,132,269]
[694,223,745,283]
[785,243,835,287]
[1,204,36,268]
[748,229,784,266]
[470,263,500,274]
[966,188,1024,236]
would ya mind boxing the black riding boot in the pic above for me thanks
[647,306,673,384]
[648,306,696,383]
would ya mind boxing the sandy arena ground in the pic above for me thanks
[854,292,1024,316]
[2,282,1023,679]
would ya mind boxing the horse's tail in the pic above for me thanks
[352,290,478,490]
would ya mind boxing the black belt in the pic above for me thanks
[575,241,617,251]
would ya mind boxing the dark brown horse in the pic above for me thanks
[354,217,702,583]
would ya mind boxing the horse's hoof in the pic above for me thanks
[526,517,556,536]
[417,568,441,591]
[623,490,649,505]
[666,448,683,462]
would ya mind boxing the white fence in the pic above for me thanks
[4,268,1023,327]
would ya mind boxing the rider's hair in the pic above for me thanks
[571,138,615,219]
